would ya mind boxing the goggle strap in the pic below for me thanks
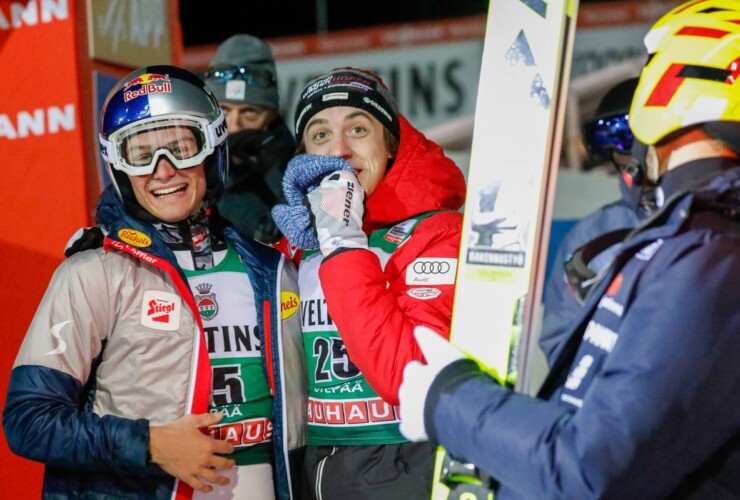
[99,134,113,163]
[207,110,227,148]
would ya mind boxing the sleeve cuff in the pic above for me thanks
[424,358,483,443]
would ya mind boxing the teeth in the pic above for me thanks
[153,185,185,196]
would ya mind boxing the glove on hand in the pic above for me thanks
[282,154,353,205]
[399,326,465,442]
[271,203,319,250]
[271,154,353,249]
[64,226,105,258]
[305,170,368,257]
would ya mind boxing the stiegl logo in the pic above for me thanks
[140,291,181,331]
[147,300,175,322]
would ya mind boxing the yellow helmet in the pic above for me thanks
[630,0,740,145]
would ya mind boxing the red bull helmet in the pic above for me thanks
[99,65,228,220]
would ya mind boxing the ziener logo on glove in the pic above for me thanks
[343,180,356,225]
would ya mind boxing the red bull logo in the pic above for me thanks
[123,73,172,102]
[124,73,170,89]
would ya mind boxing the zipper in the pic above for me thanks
[315,446,337,500]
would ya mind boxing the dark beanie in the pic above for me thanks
[206,34,279,110]
[294,67,400,143]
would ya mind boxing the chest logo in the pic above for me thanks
[141,290,181,331]
[194,282,219,321]
[406,258,458,285]
[281,291,299,320]
[407,287,442,300]
[384,219,416,244]
[117,229,151,248]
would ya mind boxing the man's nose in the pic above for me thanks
[152,156,178,179]
[329,137,353,160]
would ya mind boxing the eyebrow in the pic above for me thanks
[304,110,374,135]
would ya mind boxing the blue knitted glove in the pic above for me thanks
[272,154,353,249]
[271,203,319,249]
[283,154,353,205]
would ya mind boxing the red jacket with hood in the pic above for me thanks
[319,115,466,405]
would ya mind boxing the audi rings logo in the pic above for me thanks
[406,258,457,286]
[413,261,451,274]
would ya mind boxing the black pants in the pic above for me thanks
[301,442,436,500]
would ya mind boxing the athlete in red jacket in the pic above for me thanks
[272,67,465,500]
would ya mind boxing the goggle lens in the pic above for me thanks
[204,65,276,88]
[584,114,634,157]
[121,125,205,170]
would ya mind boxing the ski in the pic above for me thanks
[430,0,579,498]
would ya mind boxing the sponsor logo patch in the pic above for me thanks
[322,91,349,102]
[44,320,72,356]
[565,354,594,391]
[208,417,273,448]
[637,239,664,261]
[307,397,400,426]
[225,79,246,100]
[117,229,151,248]
[384,219,416,244]
[191,227,208,246]
[141,290,181,331]
[194,283,218,321]
[281,291,299,319]
[405,258,458,285]
[407,287,442,300]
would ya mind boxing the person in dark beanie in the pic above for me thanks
[205,34,295,243]
[271,67,466,499]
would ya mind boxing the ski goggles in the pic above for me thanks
[100,113,226,176]
[582,113,634,157]
[204,65,276,88]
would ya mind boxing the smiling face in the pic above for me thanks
[302,106,392,197]
[126,127,207,222]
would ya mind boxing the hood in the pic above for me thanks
[658,157,740,208]
[364,115,466,232]
[96,184,130,229]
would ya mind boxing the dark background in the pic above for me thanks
[180,0,618,46]
[179,0,615,46]
[179,1,487,45]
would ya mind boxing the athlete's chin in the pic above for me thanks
[147,200,198,223]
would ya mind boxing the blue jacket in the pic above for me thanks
[426,160,740,499]
[3,186,306,499]
[540,174,650,363]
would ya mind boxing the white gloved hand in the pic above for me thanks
[305,170,368,257]
[399,326,466,442]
